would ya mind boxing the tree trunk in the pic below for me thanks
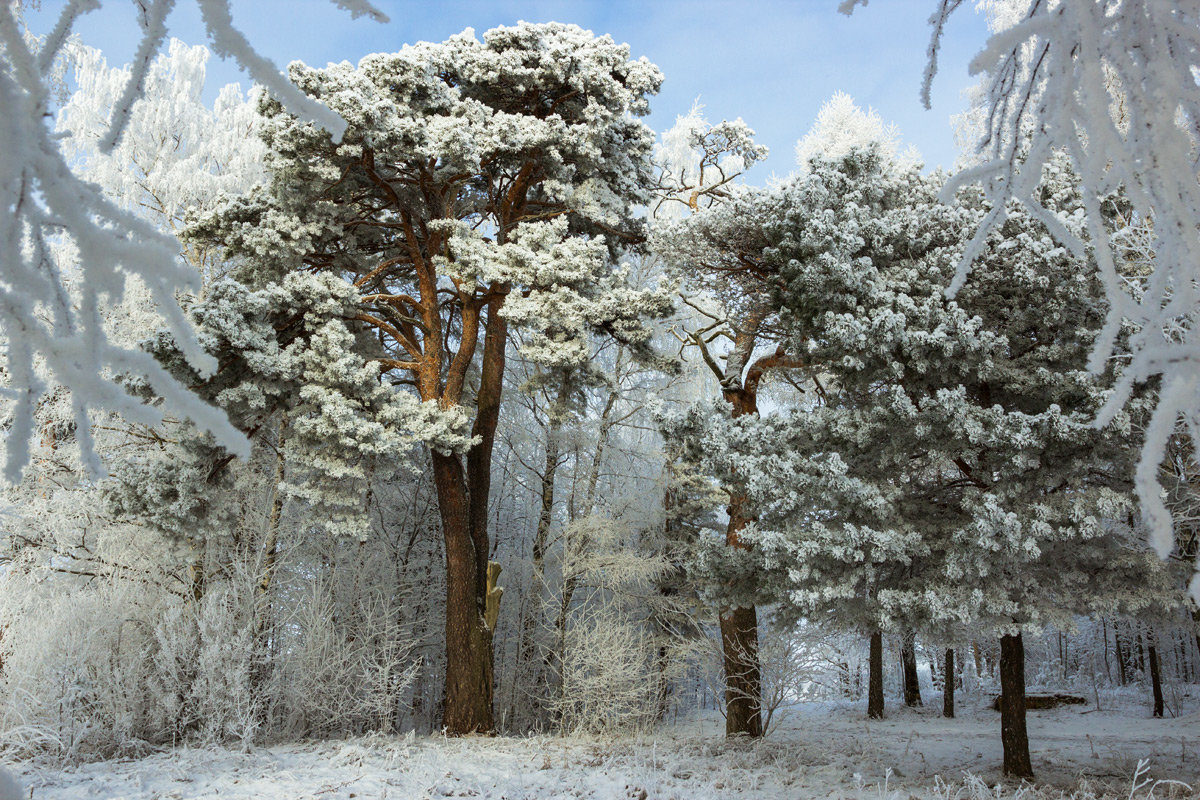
[720,603,762,736]
[435,300,507,735]
[902,630,923,707]
[720,494,763,737]
[253,414,288,690]
[710,323,775,738]
[868,630,885,719]
[1191,607,1200,681]
[432,451,495,735]
[1115,626,1128,686]
[514,412,561,723]
[999,633,1033,779]
[1102,618,1111,682]
[1148,638,1164,718]
[943,648,955,718]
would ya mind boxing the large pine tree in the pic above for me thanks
[672,147,1176,777]
[185,23,669,734]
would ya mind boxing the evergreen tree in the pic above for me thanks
[672,147,1178,777]
[187,23,670,734]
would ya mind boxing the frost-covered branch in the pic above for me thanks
[849,0,1200,600]
[0,0,385,483]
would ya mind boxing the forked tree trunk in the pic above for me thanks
[1148,639,1164,718]
[999,633,1033,778]
[432,452,495,734]
[868,630,885,719]
[432,301,507,735]
[943,648,955,718]
[901,630,923,707]
[703,319,783,739]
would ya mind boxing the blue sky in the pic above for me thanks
[32,1,993,176]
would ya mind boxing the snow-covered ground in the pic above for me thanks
[12,691,1198,799]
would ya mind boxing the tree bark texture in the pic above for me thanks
[432,450,495,735]
[901,630,923,707]
[943,648,955,719]
[720,602,763,737]
[999,633,1033,779]
[868,630,885,719]
[1148,640,1164,718]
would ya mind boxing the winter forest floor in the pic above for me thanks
[14,691,1200,800]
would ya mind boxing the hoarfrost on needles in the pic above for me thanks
[843,0,1200,600]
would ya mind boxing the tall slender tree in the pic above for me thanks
[652,107,774,736]
[190,23,668,733]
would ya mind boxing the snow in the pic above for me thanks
[14,695,1198,799]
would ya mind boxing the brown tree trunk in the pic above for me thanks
[868,630,885,719]
[943,648,955,718]
[719,492,762,737]
[1148,638,1164,718]
[901,630,923,707]
[999,633,1033,778]
[433,450,495,735]
[720,603,762,737]
[434,299,507,735]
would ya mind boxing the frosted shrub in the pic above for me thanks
[553,602,665,735]
[148,580,260,747]
[0,572,161,761]
[270,579,419,740]
[548,514,697,735]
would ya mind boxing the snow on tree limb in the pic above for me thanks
[0,0,383,483]
[845,0,1200,600]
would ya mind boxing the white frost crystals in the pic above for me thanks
[842,0,1200,600]
[0,0,384,484]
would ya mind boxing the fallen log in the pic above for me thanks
[991,692,1088,712]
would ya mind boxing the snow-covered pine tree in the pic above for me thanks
[672,146,1181,777]
[845,0,1200,600]
[652,106,776,737]
[187,23,670,734]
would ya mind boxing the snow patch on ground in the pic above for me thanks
[13,693,1199,799]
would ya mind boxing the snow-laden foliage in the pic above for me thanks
[664,146,1180,642]
[794,91,918,172]
[655,102,768,220]
[844,0,1200,598]
[109,271,460,539]
[58,39,268,251]
[191,21,672,433]
[0,0,386,484]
